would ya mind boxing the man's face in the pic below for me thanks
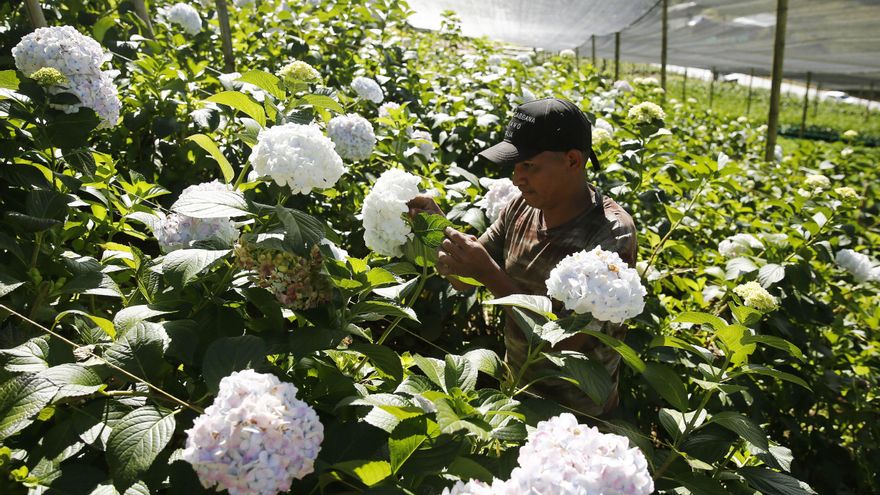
[511,150,579,210]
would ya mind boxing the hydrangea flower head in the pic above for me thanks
[408,129,434,159]
[477,178,520,223]
[236,240,332,309]
[835,249,880,283]
[733,281,778,311]
[510,413,653,495]
[842,129,858,139]
[559,49,577,58]
[166,3,202,35]
[155,181,239,252]
[279,60,320,83]
[833,186,860,205]
[628,101,665,124]
[614,80,634,92]
[718,233,762,258]
[249,123,345,194]
[634,76,659,86]
[30,67,67,86]
[487,54,504,66]
[361,169,422,257]
[546,246,646,323]
[351,76,384,104]
[327,113,376,161]
[182,370,323,495]
[12,26,120,127]
[803,174,830,191]
[378,101,401,119]
[592,128,612,146]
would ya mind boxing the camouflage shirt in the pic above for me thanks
[479,185,637,416]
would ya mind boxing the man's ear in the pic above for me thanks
[565,149,585,171]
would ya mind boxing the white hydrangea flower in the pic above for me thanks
[11,26,120,127]
[182,370,323,495]
[595,118,614,134]
[633,76,659,86]
[408,129,434,159]
[487,54,504,66]
[351,76,384,104]
[233,0,255,7]
[804,174,830,191]
[278,60,320,82]
[842,129,858,139]
[378,101,401,118]
[166,3,202,35]
[733,281,778,311]
[559,49,577,58]
[835,249,880,283]
[361,168,422,257]
[718,233,762,257]
[628,101,666,124]
[521,87,536,103]
[249,123,345,194]
[155,181,238,252]
[590,90,617,113]
[546,246,646,323]
[614,80,634,92]
[326,113,376,161]
[477,178,520,223]
[840,147,853,157]
[509,413,653,495]
[441,479,500,495]
[592,128,612,146]
[477,113,500,127]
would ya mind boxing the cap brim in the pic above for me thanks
[478,140,540,166]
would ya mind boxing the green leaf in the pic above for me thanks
[1,337,50,373]
[92,16,116,42]
[707,411,768,452]
[741,335,804,361]
[351,300,419,323]
[758,263,786,287]
[412,355,446,391]
[349,343,403,383]
[446,456,495,483]
[187,134,234,183]
[333,459,391,487]
[160,249,230,286]
[298,94,344,114]
[388,416,429,474]
[463,349,502,378]
[171,189,249,218]
[0,374,55,441]
[276,206,325,254]
[642,362,689,411]
[46,107,101,148]
[737,364,811,390]
[717,323,756,366]
[0,70,19,90]
[104,322,167,383]
[579,329,646,373]
[106,406,176,491]
[673,311,728,332]
[0,273,25,298]
[55,309,116,339]
[202,336,268,393]
[738,467,817,495]
[726,256,758,279]
[411,213,453,249]
[484,294,555,319]
[444,354,477,392]
[113,306,172,336]
[730,304,763,327]
[38,364,103,401]
[206,91,266,127]
[545,351,612,406]
[237,70,285,99]
[649,335,714,363]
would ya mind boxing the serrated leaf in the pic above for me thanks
[579,329,646,373]
[444,354,477,392]
[55,309,116,339]
[333,459,391,487]
[237,70,285,99]
[484,294,555,319]
[113,306,172,336]
[0,273,25,298]
[389,416,429,474]
[738,364,811,390]
[106,406,176,491]
[738,467,817,495]
[2,337,50,373]
[349,343,403,383]
[38,364,104,401]
[717,323,756,366]
[412,355,446,391]
[160,249,230,286]
[673,311,728,332]
[726,256,758,279]
[187,134,234,183]
[276,206,325,254]
[463,349,502,378]
[545,352,612,406]
[741,335,804,361]
[298,94,344,114]
[202,335,268,393]
[708,411,768,452]
[758,263,786,287]
[642,362,689,411]
[0,70,19,90]
[104,322,167,383]
[351,300,419,322]
[411,213,453,249]
[171,190,249,218]
[206,91,266,127]
[0,374,56,441]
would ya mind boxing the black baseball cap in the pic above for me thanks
[479,97,600,170]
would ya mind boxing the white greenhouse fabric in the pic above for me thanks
[406,0,880,90]
[406,0,658,51]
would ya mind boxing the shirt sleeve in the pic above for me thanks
[599,210,638,267]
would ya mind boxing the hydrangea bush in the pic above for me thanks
[249,123,346,193]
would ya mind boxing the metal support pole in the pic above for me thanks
[765,0,789,162]
[575,47,580,72]
[661,0,668,96]
[131,0,154,38]
[813,82,821,117]
[799,71,812,138]
[216,0,235,73]
[591,35,597,67]
[866,82,875,122]
[614,32,620,81]
[24,0,47,29]
[746,68,755,116]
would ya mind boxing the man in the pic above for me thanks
[408,97,637,416]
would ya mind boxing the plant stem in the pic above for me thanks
[644,179,708,273]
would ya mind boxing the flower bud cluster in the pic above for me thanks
[235,241,332,309]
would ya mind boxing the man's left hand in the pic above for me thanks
[437,227,498,281]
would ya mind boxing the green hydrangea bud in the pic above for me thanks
[30,67,68,87]
[278,60,321,83]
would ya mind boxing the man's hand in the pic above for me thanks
[437,227,497,281]
[406,195,443,218]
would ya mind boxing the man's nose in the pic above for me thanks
[511,165,526,186]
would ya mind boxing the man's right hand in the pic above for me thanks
[406,195,443,218]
